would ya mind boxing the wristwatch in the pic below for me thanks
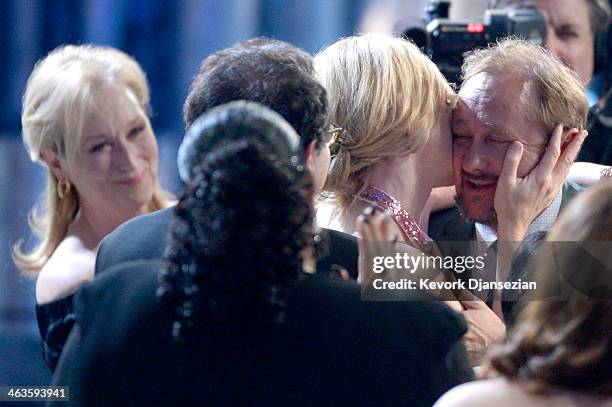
[601,166,612,181]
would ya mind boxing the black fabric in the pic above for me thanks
[578,100,612,165]
[95,206,359,279]
[52,260,474,407]
[35,294,75,371]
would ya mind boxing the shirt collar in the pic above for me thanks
[475,187,563,246]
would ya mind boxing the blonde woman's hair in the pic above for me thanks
[462,38,588,133]
[14,44,169,274]
[314,33,453,214]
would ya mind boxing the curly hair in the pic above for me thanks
[183,37,329,154]
[486,181,612,396]
[158,139,314,341]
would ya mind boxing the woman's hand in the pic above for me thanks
[446,296,506,366]
[494,124,586,242]
[356,206,397,285]
[494,124,586,284]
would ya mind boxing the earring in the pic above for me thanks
[57,180,72,199]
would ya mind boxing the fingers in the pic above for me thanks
[553,129,587,180]
[357,206,395,242]
[357,207,388,267]
[380,212,394,241]
[498,141,523,185]
[460,298,489,310]
[444,300,463,312]
[534,123,563,179]
[329,267,350,281]
[356,212,373,242]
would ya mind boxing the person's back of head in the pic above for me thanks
[159,101,315,341]
[182,38,329,155]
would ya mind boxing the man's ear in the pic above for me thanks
[560,128,583,153]
[304,140,317,173]
[40,148,70,182]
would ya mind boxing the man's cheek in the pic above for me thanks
[516,150,541,178]
[452,159,464,189]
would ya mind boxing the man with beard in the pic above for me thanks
[429,39,587,312]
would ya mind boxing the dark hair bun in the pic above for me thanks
[160,101,314,342]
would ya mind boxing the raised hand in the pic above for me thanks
[356,206,397,285]
[494,124,587,242]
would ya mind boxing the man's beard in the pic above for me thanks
[455,192,498,227]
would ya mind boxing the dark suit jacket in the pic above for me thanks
[428,181,583,308]
[96,206,359,279]
[578,101,612,165]
[52,261,474,407]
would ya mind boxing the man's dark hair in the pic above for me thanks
[183,37,329,154]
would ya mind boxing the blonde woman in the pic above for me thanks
[14,45,171,369]
[314,33,455,251]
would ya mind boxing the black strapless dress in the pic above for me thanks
[35,294,76,371]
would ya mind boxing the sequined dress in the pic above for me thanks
[360,185,435,255]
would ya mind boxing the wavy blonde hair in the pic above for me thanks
[14,45,169,274]
[314,33,453,214]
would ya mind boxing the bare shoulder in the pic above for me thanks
[434,378,612,407]
[433,379,532,407]
[36,236,96,305]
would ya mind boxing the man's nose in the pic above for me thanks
[462,142,488,174]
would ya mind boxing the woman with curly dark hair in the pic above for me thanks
[435,181,612,407]
[52,101,473,407]
[158,104,315,338]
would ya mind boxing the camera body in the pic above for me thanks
[401,1,546,84]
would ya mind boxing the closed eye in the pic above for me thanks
[128,125,145,139]
[89,142,112,153]
[489,138,510,144]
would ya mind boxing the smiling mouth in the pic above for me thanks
[464,179,497,191]
[116,171,146,186]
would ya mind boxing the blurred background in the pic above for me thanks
[0,0,490,394]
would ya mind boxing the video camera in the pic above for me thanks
[399,0,546,84]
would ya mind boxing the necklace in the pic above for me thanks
[360,185,435,255]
